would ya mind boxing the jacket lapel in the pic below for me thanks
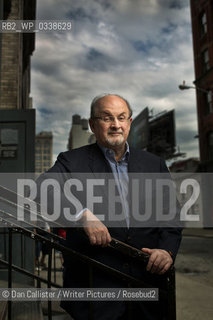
[88,143,112,174]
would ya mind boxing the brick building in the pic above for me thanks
[190,0,213,168]
[0,0,36,110]
[35,131,53,173]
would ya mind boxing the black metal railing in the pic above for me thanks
[0,185,176,320]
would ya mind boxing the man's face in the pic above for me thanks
[89,95,132,149]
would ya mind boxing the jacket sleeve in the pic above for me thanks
[34,152,87,228]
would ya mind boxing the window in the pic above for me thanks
[207,132,213,160]
[202,49,210,73]
[44,141,50,148]
[206,91,213,114]
[200,12,207,36]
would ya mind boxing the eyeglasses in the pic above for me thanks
[93,115,131,123]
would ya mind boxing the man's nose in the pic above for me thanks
[110,117,121,128]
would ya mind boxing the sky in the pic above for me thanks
[31,0,199,163]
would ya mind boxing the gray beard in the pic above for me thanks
[105,135,125,146]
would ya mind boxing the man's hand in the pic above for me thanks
[82,210,111,247]
[141,248,173,275]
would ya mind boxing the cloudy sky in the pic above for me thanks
[31,0,199,163]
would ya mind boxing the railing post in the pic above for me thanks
[35,239,41,288]
[21,233,24,268]
[47,241,52,320]
[53,248,56,284]
[89,265,94,320]
[8,228,13,320]
[167,267,176,320]
[127,282,132,320]
[4,228,7,261]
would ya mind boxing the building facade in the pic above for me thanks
[0,1,37,284]
[35,131,53,173]
[67,114,94,150]
[190,0,213,167]
[0,0,36,110]
[128,107,178,160]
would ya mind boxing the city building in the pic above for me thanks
[0,0,36,110]
[0,0,36,172]
[190,0,213,169]
[128,107,183,160]
[0,1,37,287]
[67,114,94,150]
[35,131,53,173]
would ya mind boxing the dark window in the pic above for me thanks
[202,49,210,73]
[206,91,213,114]
[207,132,213,160]
[44,141,50,147]
[200,12,207,36]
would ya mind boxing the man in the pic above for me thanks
[46,94,182,319]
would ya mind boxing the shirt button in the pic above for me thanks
[127,236,131,241]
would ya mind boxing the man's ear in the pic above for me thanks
[89,119,95,133]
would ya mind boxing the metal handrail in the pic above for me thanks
[0,219,176,320]
[0,218,164,289]
[0,185,176,320]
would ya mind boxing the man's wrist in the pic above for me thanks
[167,250,173,257]
[165,250,174,261]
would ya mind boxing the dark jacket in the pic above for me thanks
[44,143,182,320]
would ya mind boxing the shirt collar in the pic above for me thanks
[97,142,130,162]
